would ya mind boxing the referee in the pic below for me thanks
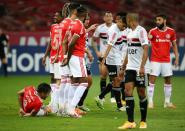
[0,28,9,76]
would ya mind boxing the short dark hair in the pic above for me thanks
[76,6,87,17]
[156,14,167,19]
[117,12,127,24]
[37,83,51,94]
[104,11,112,16]
[68,2,81,12]
[116,12,127,17]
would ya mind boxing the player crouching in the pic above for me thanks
[17,83,51,117]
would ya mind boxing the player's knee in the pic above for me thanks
[164,77,171,84]
[113,77,121,87]
[124,88,132,96]
[79,77,88,83]
[138,88,146,98]
[149,75,156,84]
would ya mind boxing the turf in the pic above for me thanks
[0,76,185,131]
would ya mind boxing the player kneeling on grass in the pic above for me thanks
[17,83,51,117]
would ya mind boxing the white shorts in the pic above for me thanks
[54,63,61,79]
[60,65,71,76]
[49,63,54,74]
[150,61,173,77]
[69,55,87,77]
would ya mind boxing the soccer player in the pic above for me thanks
[57,3,82,116]
[118,13,148,129]
[0,28,9,77]
[95,13,128,111]
[91,11,116,103]
[62,6,88,118]
[42,11,62,113]
[147,14,179,109]
[17,83,51,117]
[77,15,97,112]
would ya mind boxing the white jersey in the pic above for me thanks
[85,32,91,67]
[126,25,149,71]
[93,23,115,54]
[106,25,130,65]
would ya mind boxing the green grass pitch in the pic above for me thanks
[0,76,185,131]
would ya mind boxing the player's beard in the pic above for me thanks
[157,23,164,30]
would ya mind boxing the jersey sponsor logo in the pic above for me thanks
[128,48,138,54]
[156,39,171,42]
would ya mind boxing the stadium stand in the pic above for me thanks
[0,0,185,32]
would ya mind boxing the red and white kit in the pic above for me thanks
[59,18,73,76]
[149,27,176,76]
[49,23,62,79]
[68,19,87,77]
[21,86,42,114]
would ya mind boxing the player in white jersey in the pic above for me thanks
[118,13,148,130]
[92,11,116,102]
[95,13,129,111]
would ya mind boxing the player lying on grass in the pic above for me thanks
[17,83,51,117]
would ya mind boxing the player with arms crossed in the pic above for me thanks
[147,14,179,109]
[92,12,116,103]
[17,83,51,117]
[118,13,148,129]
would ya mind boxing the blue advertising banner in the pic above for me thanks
[0,46,184,76]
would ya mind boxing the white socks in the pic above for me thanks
[49,84,59,113]
[147,83,155,103]
[69,83,88,113]
[67,83,78,113]
[64,77,71,111]
[164,84,172,103]
[147,83,172,104]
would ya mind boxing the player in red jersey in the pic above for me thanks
[17,83,51,117]
[42,11,62,113]
[77,15,97,112]
[62,6,88,118]
[57,3,82,116]
[147,14,179,109]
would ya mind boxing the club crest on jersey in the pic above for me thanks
[166,34,170,39]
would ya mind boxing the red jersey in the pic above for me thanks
[68,19,86,57]
[149,27,176,62]
[22,86,42,113]
[58,18,72,61]
[50,23,62,63]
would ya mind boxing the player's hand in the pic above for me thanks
[101,58,105,65]
[42,56,47,66]
[96,52,102,58]
[119,69,124,78]
[89,24,98,31]
[139,66,145,76]
[23,113,31,117]
[19,108,25,116]
[62,58,68,66]
[174,58,179,67]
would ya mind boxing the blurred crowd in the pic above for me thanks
[0,0,185,32]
